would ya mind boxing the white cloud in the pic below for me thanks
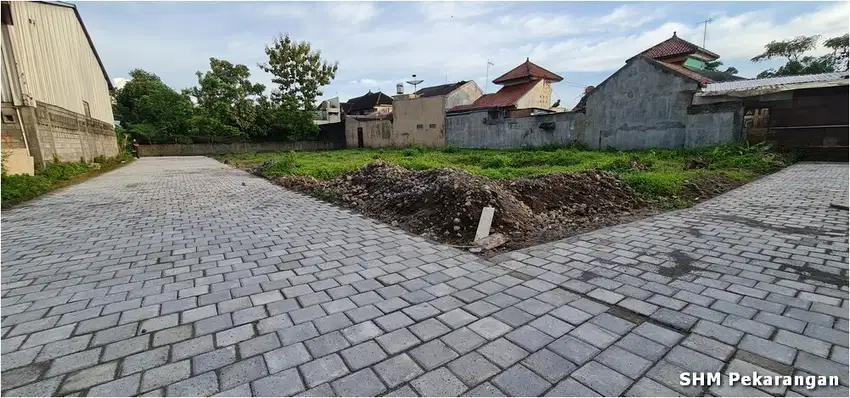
[112,77,129,90]
[327,2,379,24]
[85,1,850,109]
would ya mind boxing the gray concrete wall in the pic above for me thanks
[685,101,742,147]
[584,58,741,149]
[445,111,586,148]
[584,59,697,149]
[138,141,340,157]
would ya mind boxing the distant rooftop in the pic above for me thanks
[492,58,563,85]
[637,32,719,61]
[415,81,468,98]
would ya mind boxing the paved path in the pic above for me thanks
[2,157,848,397]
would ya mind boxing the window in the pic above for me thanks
[429,124,437,128]
[82,100,91,117]
[416,124,424,129]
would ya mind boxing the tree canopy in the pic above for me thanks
[751,34,849,78]
[113,35,337,144]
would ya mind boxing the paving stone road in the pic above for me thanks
[1,157,848,397]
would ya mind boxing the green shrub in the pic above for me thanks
[442,145,460,153]
[2,154,132,207]
[619,172,684,197]
[93,156,107,164]
[482,155,509,169]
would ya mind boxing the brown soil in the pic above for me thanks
[269,160,653,254]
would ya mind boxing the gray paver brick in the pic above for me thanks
[192,346,237,374]
[409,339,459,370]
[571,361,632,396]
[448,352,500,386]
[299,354,350,388]
[121,346,169,376]
[595,345,653,379]
[331,368,386,397]
[478,338,529,369]
[61,362,119,394]
[252,368,304,396]
[88,374,141,397]
[305,331,351,358]
[264,342,312,374]
[219,356,269,391]
[171,335,214,362]
[140,360,191,393]
[373,353,424,388]
[410,367,467,396]
[340,340,388,370]
[546,377,601,397]
[521,349,577,383]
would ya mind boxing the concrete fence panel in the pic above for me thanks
[138,141,342,157]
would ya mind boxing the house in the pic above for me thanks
[390,81,483,148]
[314,97,341,125]
[449,58,564,116]
[343,90,393,116]
[694,72,849,151]
[344,112,393,148]
[1,1,119,175]
[442,59,584,148]
[580,33,746,149]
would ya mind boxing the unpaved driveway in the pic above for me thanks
[2,157,847,396]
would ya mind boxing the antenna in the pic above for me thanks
[485,59,494,93]
[405,74,424,93]
[699,18,713,48]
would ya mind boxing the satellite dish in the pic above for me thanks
[406,74,424,93]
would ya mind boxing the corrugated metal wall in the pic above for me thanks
[6,2,113,123]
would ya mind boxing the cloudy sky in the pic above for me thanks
[79,1,848,108]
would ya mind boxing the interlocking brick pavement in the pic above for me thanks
[2,157,848,396]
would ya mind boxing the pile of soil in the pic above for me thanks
[268,160,649,252]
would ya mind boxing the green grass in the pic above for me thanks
[2,153,134,208]
[217,143,795,205]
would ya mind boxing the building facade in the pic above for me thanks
[314,96,341,125]
[1,1,118,175]
[389,81,483,148]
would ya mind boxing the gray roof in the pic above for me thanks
[701,72,849,96]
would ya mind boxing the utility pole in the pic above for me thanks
[485,59,494,93]
[700,18,713,48]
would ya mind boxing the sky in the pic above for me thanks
[78,1,849,109]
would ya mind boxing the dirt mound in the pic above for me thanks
[267,160,648,247]
[320,161,536,242]
[501,171,644,214]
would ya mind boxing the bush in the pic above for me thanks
[442,145,460,153]
[2,154,132,207]
[482,155,509,169]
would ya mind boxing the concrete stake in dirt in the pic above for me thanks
[474,206,495,242]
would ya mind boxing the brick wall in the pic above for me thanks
[33,101,119,162]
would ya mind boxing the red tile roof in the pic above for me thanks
[639,33,719,61]
[449,80,539,112]
[492,59,563,84]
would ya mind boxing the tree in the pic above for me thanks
[823,33,849,72]
[703,60,738,75]
[113,69,193,143]
[186,58,266,141]
[751,34,848,78]
[259,34,338,111]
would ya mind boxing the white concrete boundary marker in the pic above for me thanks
[474,206,495,242]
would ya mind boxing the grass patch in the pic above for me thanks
[2,153,135,208]
[218,142,794,207]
